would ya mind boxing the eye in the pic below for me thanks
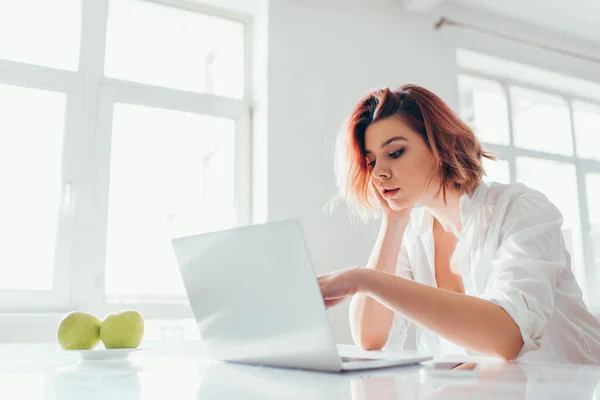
[389,148,405,159]
[367,159,376,168]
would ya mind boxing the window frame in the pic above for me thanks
[0,0,253,322]
[0,56,80,312]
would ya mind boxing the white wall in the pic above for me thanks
[261,0,600,344]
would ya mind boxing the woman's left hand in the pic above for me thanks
[317,268,365,309]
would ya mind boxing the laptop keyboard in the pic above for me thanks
[341,356,379,362]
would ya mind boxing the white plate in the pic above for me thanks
[64,347,149,361]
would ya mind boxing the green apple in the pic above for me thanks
[57,311,102,350]
[100,310,144,349]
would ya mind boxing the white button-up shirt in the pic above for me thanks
[384,181,600,364]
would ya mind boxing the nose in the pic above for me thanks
[372,160,391,181]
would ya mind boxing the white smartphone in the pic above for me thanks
[421,361,480,378]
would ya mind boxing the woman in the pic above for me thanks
[319,84,600,364]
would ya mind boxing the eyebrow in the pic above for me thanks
[364,136,408,155]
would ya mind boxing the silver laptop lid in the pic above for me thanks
[171,219,342,371]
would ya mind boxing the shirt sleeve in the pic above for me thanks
[480,193,567,355]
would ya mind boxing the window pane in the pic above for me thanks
[0,84,66,290]
[458,75,510,146]
[585,173,600,309]
[483,157,510,184]
[573,101,600,161]
[516,158,585,292]
[105,103,236,300]
[0,0,82,70]
[105,0,244,99]
[510,87,574,155]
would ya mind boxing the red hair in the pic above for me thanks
[330,84,495,221]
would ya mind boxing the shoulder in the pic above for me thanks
[483,182,563,236]
[485,181,546,204]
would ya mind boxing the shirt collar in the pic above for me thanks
[417,181,489,238]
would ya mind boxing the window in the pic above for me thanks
[510,87,574,155]
[104,0,244,98]
[0,0,82,70]
[104,104,237,302]
[0,0,251,322]
[573,101,600,161]
[458,75,510,146]
[482,157,510,184]
[0,85,66,291]
[457,51,600,309]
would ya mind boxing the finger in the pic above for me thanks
[324,297,347,309]
[370,180,386,203]
[369,179,377,194]
[370,178,380,192]
[324,298,345,309]
[317,277,326,290]
[374,183,386,201]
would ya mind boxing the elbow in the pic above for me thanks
[351,327,388,350]
[348,295,392,351]
[494,336,524,361]
[496,347,520,362]
[488,306,526,361]
[356,337,386,351]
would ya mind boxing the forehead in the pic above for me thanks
[364,117,414,151]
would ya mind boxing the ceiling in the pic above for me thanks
[447,0,600,45]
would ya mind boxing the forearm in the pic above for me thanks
[360,269,523,360]
[349,218,409,349]
[365,218,408,272]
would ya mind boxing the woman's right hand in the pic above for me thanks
[370,180,413,222]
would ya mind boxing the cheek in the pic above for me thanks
[413,151,437,177]
[392,152,436,187]
[391,156,425,183]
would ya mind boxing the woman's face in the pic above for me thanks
[364,116,439,210]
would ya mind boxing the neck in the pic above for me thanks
[421,187,464,239]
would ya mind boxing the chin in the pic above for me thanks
[388,196,415,211]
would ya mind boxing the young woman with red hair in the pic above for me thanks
[318,84,600,364]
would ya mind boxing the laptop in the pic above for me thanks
[171,219,432,372]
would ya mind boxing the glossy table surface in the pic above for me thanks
[3,342,600,399]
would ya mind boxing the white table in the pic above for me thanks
[1,342,600,399]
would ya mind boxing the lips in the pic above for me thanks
[382,188,400,198]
